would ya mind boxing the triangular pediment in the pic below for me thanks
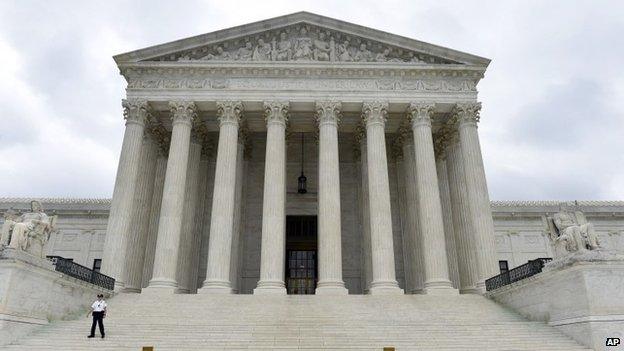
[114,12,490,67]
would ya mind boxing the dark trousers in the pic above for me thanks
[90,311,105,336]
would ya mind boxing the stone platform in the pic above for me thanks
[4,293,590,350]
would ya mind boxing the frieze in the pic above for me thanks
[127,77,477,93]
[146,23,459,65]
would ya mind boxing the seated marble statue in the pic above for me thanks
[548,210,600,255]
[0,200,56,257]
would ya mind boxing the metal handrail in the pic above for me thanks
[47,256,115,291]
[485,258,552,291]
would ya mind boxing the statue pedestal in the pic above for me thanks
[0,248,111,346]
[487,250,624,351]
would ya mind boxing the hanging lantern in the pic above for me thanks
[298,132,307,194]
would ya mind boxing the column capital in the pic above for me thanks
[169,100,197,126]
[263,101,289,126]
[315,101,342,126]
[354,123,367,144]
[122,98,151,126]
[433,125,456,160]
[362,100,388,127]
[451,102,482,126]
[216,100,244,127]
[407,102,436,128]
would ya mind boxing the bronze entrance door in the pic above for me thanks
[285,216,317,294]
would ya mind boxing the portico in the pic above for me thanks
[102,12,498,296]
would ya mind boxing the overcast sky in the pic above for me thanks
[0,1,622,200]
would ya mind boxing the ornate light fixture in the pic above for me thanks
[297,132,307,194]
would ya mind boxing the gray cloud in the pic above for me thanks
[0,0,622,201]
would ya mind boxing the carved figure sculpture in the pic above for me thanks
[252,38,272,61]
[336,40,352,62]
[354,43,372,62]
[199,46,232,61]
[274,32,292,61]
[374,48,391,62]
[0,201,56,257]
[236,42,254,61]
[293,27,314,61]
[548,210,600,255]
[313,32,332,61]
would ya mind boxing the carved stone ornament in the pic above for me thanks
[407,102,436,127]
[315,101,341,126]
[169,101,197,125]
[362,101,388,126]
[263,101,289,125]
[216,100,244,127]
[161,24,456,65]
[451,102,482,125]
[0,200,56,258]
[122,98,151,125]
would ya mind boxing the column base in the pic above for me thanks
[474,280,487,294]
[423,279,457,295]
[368,280,404,295]
[143,278,178,294]
[121,287,141,293]
[112,281,126,293]
[316,281,348,295]
[174,287,190,294]
[254,280,286,295]
[199,279,234,294]
[459,286,481,294]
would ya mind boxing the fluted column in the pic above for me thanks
[400,131,425,294]
[201,101,244,293]
[146,101,196,292]
[101,99,149,290]
[407,103,456,294]
[254,101,289,295]
[315,101,348,295]
[175,140,202,293]
[141,153,167,288]
[454,102,498,291]
[124,132,158,292]
[435,138,461,289]
[445,132,480,293]
[362,101,402,295]
[355,125,373,293]
[229,129,247,293]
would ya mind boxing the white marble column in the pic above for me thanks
[124,132,158,292]
[141,153,167,288]
[229,129,247,293]
[146,101,196,293]
[175,140,202,293]
[355,125,373,294]
[315,101,348,295]
[187,150,210,293]
[201,101,243,293]
[101,99,150,290]
[407,103,456,294]
[445,133,480,293]
[362,101,402,295]
[454,102,498,291]
[393,140,413,293]
[254,101,289,295]
[435,142,461,289]
[400,132,425,294]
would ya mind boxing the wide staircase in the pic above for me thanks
[4,293,590,350]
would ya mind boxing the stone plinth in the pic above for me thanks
[487,250,624,351]
[0,248,111,346]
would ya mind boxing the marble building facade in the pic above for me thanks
[3,12,623,297]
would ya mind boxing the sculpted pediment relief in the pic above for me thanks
[142,23,461,65]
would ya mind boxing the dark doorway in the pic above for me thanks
[285,215,317,294]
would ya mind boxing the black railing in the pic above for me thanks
[47,256,115,291]
[485,258,552,291]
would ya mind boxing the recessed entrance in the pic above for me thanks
[285,215,317,295]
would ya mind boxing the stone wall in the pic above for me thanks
[0,248,112,345]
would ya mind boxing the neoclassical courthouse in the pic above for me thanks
[1,12,623,350]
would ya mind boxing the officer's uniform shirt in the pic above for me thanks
[92,300,107,312]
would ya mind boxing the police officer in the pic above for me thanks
[87,294,107,338]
